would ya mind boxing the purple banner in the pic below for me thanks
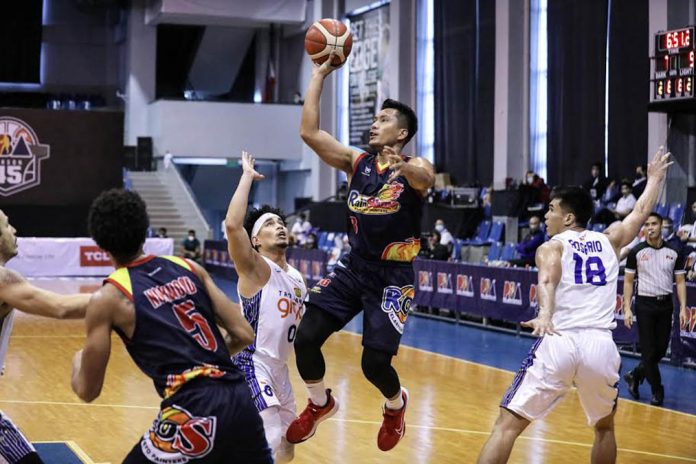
[414,259,696,362]
[203,240,328,287]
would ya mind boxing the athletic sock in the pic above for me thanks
[306,381,328,407]
[385,388,404,410]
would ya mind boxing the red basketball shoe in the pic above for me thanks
[286,389,339,444]
[377,387,409,451]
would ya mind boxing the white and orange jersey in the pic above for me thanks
[237,256,306,363]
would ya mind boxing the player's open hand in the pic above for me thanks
[313,50,340,77]
[240,150,265,181]
[521,316,559,337]
[647,146,673,182]
[385,146,405,183]
[680,308,689,330]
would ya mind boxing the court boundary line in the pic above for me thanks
[337,330,696,419]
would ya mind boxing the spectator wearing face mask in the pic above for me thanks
[434,219,454,249]
[508,215,545,268]
[632,164,647,198]
[182,229,201,262]
[304,232,318,250]
[663,217,687,259]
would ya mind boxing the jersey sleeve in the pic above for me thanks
[675,247,687,274]
[625,247,638,273]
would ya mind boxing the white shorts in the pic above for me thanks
[501,329,620,426]
[245,354,297,429]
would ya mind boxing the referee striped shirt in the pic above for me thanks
[625,241,686,297]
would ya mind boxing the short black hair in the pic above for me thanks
[381,99,418,146]
[551,186,594,227]
[648,212,663,223]
[243,205,287,249]
[188,229,196,235]
[88,189,149,264]
[620,181,632,189]
[158,227,167,233]
[591,162,602,170]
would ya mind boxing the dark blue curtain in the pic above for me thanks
[434,0,495,186]
[547,0,608,186]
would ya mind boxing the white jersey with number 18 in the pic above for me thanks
[550,229,619,331]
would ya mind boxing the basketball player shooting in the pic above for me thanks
[285,41,435,452]
[477,148,672,464]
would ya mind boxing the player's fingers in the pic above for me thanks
[520,320,532,327]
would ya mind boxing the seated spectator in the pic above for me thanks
[681,201,696,247]
[291,213,311,245]
[156,227,168,238]
[304,232,318,250]
[434,219,454,251]
[419,230,450,261]
[523,170,551,204]
[663,217,687,259]
[608,181,636,220]
[582,162,608,202]
[181,229,201,262]
[632,164,647,198]
[508,215,545,267]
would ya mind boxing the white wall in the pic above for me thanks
[149,101,304,159]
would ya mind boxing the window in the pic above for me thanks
[529,0,548,180]
[416,0,434,163]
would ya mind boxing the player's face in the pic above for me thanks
[644,216,662,240]
[0,211,18,259]
[369,109,407,148]
[254,216,288,251]
[544,199,568,237]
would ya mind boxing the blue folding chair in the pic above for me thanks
[486,241,502,262]
[669,203,685,225]
[500,242,518,261]
[655,203,669,218]
[591,223,607,233]
[462,220,492,245]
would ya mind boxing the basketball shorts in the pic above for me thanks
[123,377,272,463]
[501,328,620,426]
[0,411,41,464]
[307,253,415,355]
[238,353,297,429]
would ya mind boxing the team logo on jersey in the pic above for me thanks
[456,274,474,297]
[680,306,696,338]
[437,272,453,294]
[418,271,433,292]
[347,182,404,215]
[0,117,50,197]
[529,284,538,309]
[142,405,217,462]
[480,278,497,301]
[294,287,302,298]
[381,285,414,334]
[502,281,522,306]
[381,237,420,262]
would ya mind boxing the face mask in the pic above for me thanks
[435,224,444,233]
[526,176,534,184]
[662,228,671,239]
[188,235,195,240]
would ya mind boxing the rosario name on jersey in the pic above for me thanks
[550,230,619,331]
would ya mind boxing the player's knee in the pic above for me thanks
[361,348,390,381]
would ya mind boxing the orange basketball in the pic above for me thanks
[304,18,353,66]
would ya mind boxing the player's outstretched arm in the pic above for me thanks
[300,51,361,175]
[190,261,254,354]
[522,241,562,336]
[71,288,114,402]
[224,151,271,294]
[605,147,672,252]
[0,268,90,319]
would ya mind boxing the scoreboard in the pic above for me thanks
[652,27,695,101]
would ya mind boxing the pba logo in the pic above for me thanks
[614,295,625,320]
[456,274,474,297]
[311,261,323,280]
[381,285,415,334]
[680,306,696,338]
[437,272,453,294]
[529,284,538,308]
[480,278,497,301]
[0,117,50,197]
[299,259,310,277]
[143,405,216,462]
[79,246,111,267]
[502,281,522,306]
[418,271,433,292]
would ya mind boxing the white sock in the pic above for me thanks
[306,381,328,407]
[386,388,404,410]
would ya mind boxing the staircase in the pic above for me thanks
[128,169,211,247]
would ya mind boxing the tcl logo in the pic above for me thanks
[80,246,111,267]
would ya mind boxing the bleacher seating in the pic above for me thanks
[462,220,492,245]
[591,223,607,233]
[655,203,669,218]
[500,242,518,261]
[486,241,502,262]
[669,203,685,225]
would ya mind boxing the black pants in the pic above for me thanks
[634,296,673,392]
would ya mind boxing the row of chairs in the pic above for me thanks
[316,231,347,251]
[655,202,685,226]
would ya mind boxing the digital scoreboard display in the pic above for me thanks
[653,27,695,101]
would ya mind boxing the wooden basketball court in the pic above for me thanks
[2,280,695,463]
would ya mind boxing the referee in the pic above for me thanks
[623,212,688,406]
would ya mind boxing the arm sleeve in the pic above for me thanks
[625,247,638,273]
[675,247,687,273]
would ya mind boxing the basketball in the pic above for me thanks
[304,18,353,66]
